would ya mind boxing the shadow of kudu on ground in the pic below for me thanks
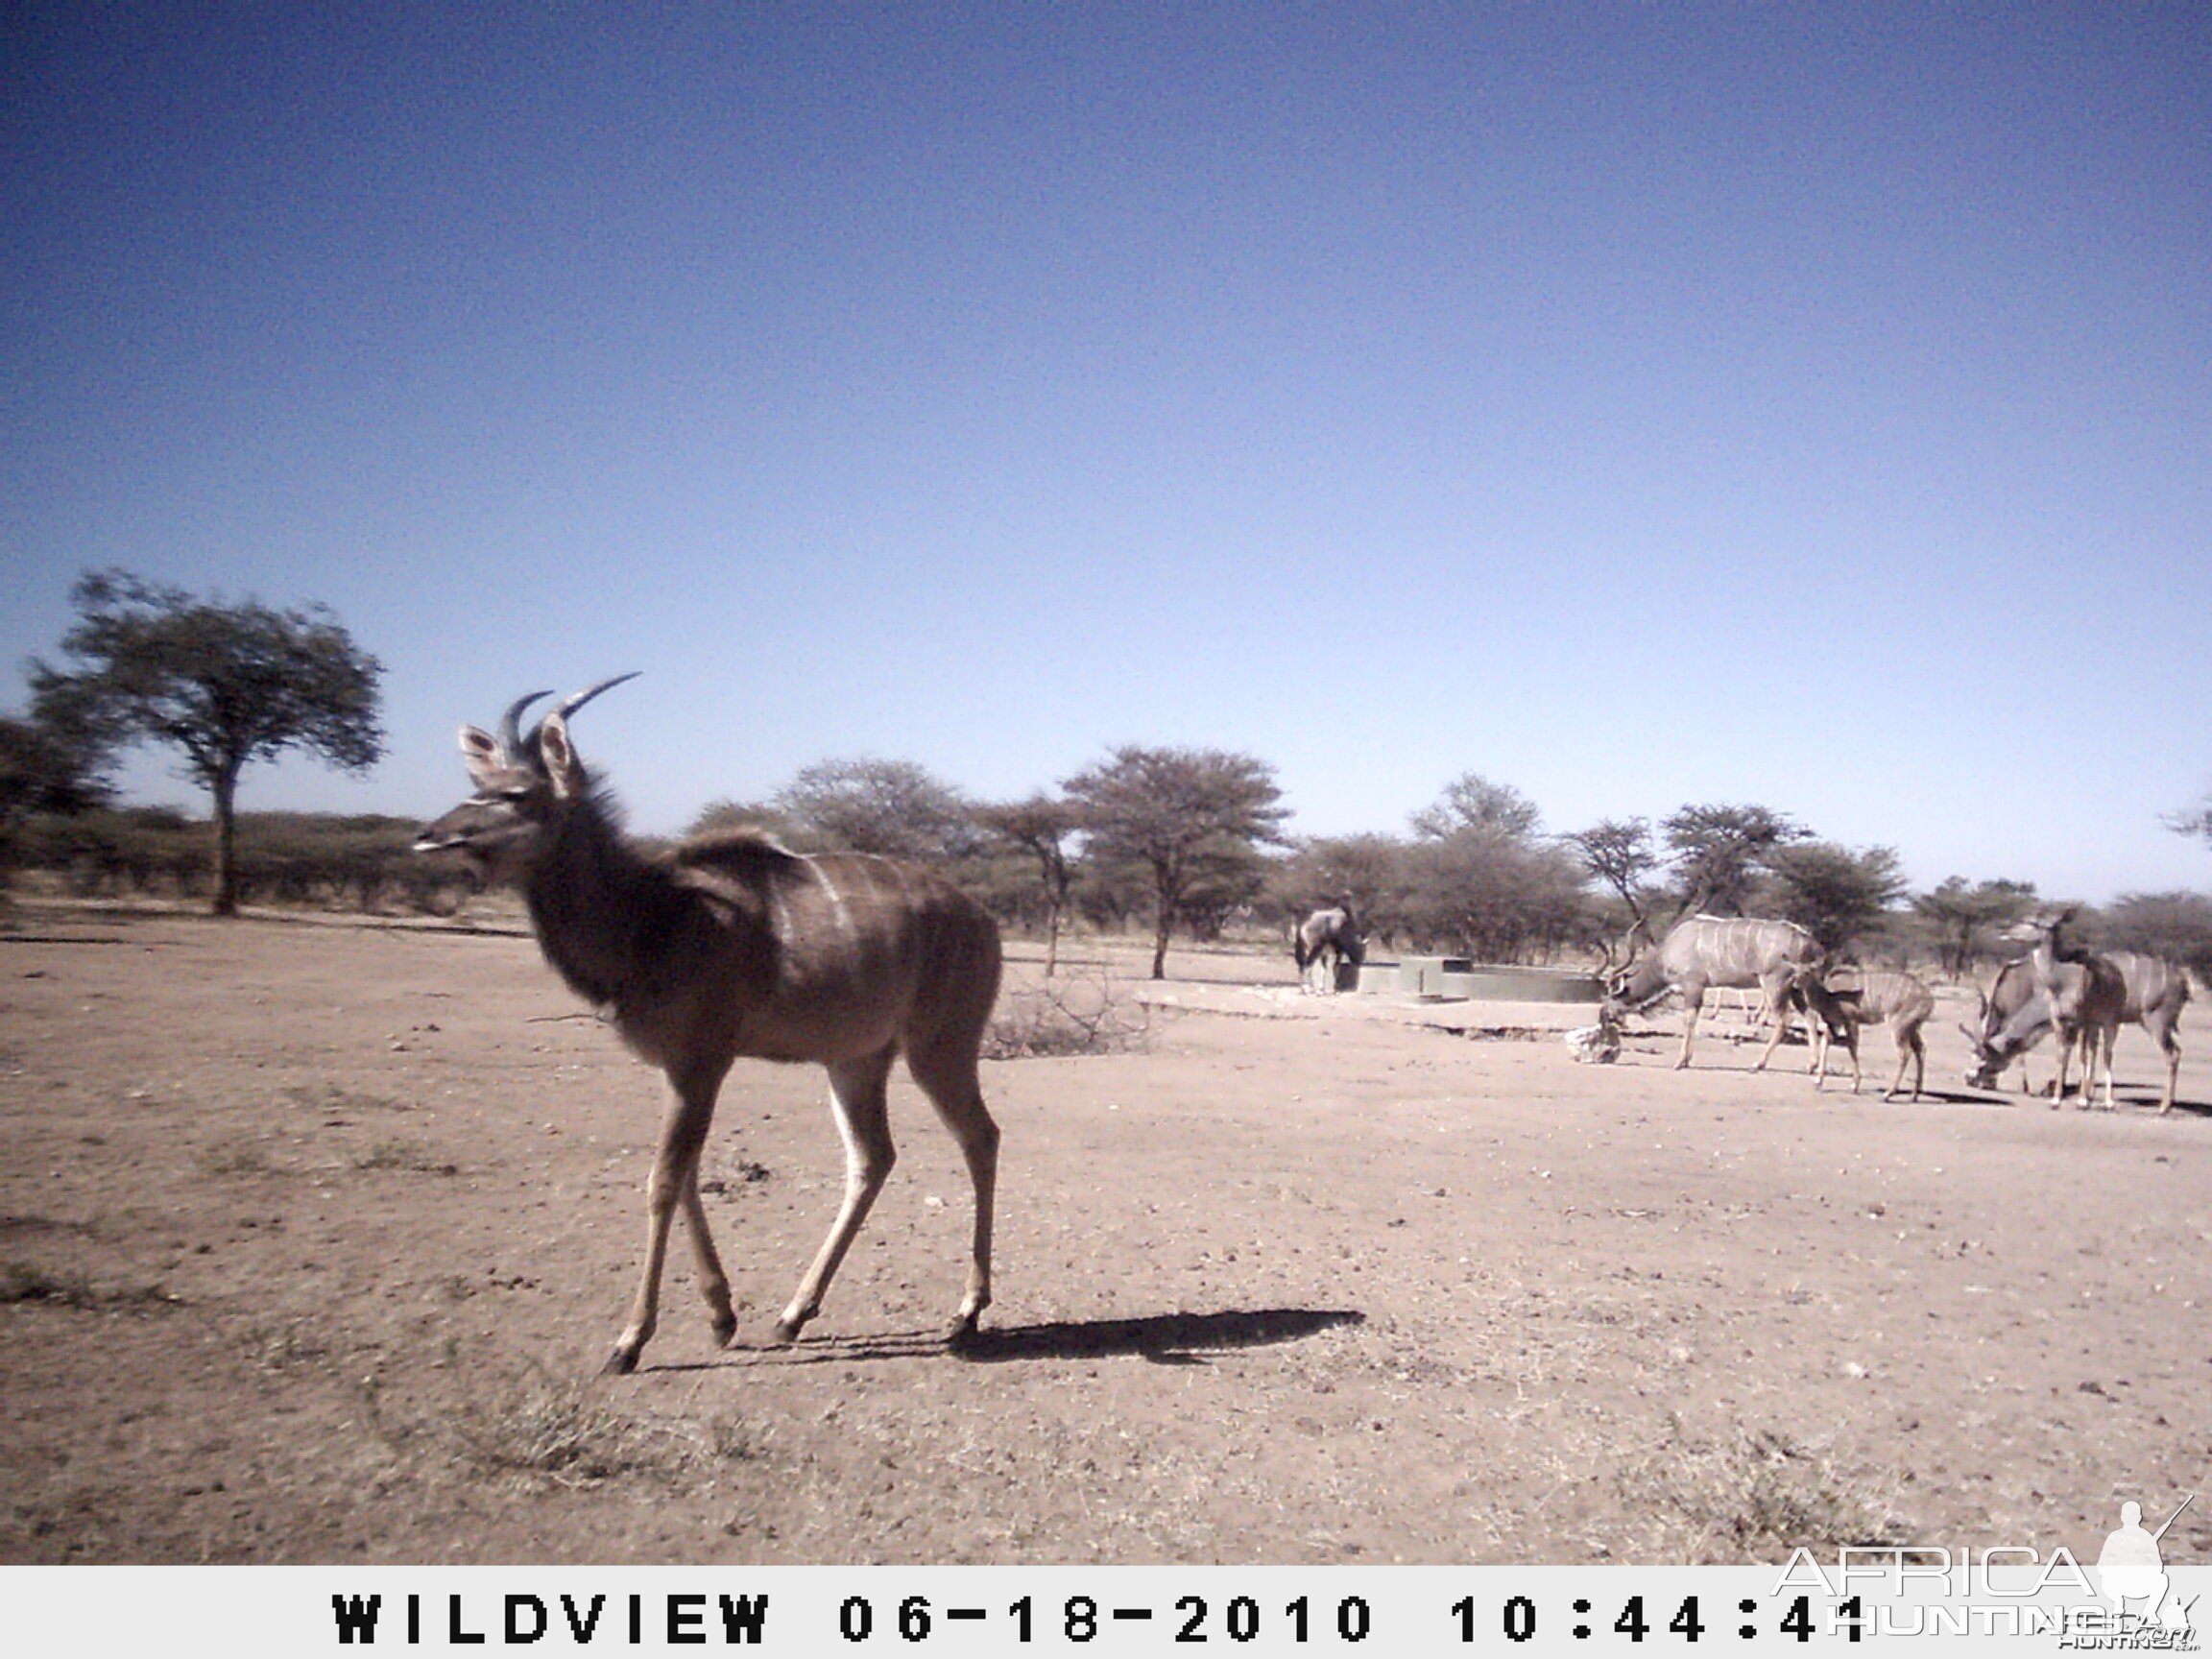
[693,1308,1364,1372]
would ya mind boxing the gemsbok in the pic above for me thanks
[1292,906,1364,994]
[1601,914,1823,1070]
[414,678,1004,1375]
[1781,962,1936,1101]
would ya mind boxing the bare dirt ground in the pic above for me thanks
[4,902,2209,1567]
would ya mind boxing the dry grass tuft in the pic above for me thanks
[445,1368,767,1492]
[0,1258,178,1310]
[1617,1416,1910,1563]
[349,1138,458,1175]
[195,1139,276,1176]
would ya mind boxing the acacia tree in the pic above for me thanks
[771,757,977,861]
[0,712,109,821]
[1061,744,1288,979]
[1272,831,1407,944]
[1662,803,1809,915]
[974,793,1079,975]
[1407,772,1542,841]
[30,570,383,915]
[2103,890,2212,983]
[1563,815,1661,963]
[1398,773,1593,961]
[1911,876,2038,975]
[0,710,111,894]
[1764,841,1909,955]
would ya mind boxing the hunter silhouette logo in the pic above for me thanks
[2096,1494,2195,1633]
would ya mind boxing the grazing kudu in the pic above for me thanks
[1963,950,2189,1112]
[2005,911,2128,1109]
[1960,957,2052,1095]
[1292,906,1364,993]
[414,679,1003,1375]
[1601,915,1822,1070]
[1781,962,1936,1101]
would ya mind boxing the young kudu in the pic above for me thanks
[1601,914,1822,1070]
[1291,905,1364,993]
[414,678,1003,1375]
[1781,963,1936,1101]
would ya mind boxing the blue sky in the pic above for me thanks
[5,4,2207,902]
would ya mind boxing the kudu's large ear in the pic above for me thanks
[537,712,589,800]
[459,725,505,789]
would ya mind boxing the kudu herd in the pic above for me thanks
[1604,908,2188,1111]
[415,681,2198,1373]
[415,677,1003,1375]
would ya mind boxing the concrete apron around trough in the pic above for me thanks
[1131,972,1604,1036]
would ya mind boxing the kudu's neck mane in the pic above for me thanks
[521,784,674,1009]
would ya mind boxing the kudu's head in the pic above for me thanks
[2000,905,2075,953]
[1778,958,1856,1038]
[1960,1011,2021,1091]
[413,675,638,882]
[1597,919,1659,1018]
[1958,970,2040,1089]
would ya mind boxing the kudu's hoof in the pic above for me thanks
[600,1347,640,1377]
[773,1310,812,1344]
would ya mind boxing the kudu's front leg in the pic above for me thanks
[604,1066,733,1377]
[1750,974,1797,1073]
[1674,987,1704,1069]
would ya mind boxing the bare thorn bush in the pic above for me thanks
[984,967,1149,1060]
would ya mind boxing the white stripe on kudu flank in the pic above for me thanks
[806,857,855,949]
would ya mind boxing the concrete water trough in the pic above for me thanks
[1359,956,1603,1004]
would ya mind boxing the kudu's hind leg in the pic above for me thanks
[777,1046,898,1342]
[605,1063,732,1376]
[1889,1024,1925,1102]
[906,1037,1000,1343]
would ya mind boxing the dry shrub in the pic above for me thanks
[1,1259,176,1310]
[1617,1417,1909,1563]
[349,1137,458,1175]
[445,1368,765,1492]
[984,967,1149,1060]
